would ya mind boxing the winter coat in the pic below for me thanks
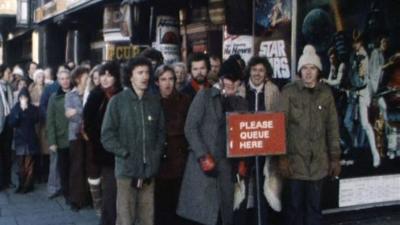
[101,88,165,179]
[177,87,248,225]
[83,87,121,177]
[39,82,60,121]
[0,80,13,133]
[8,90,39,155]
[245,80,280,112]
[158,91,191,179]
[279,80,340,180]
[65,89,84,141]
[46,88,70,149]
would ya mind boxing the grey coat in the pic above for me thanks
[65,89,83,141]
[177,87,248,225]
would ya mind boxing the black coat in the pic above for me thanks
[9,103,39,155]
[83,87,121,177]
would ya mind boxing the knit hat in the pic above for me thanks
[218,57,243,81]
[12,67,24,77]
[297,45,322,72]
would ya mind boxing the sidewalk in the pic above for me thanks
[1,175,399,225]
[0,183,98,225]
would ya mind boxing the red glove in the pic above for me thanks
[238,160,248,178]
[199,153,216,173]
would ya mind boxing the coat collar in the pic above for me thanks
[295,80,323,92]
[125,86,151,101]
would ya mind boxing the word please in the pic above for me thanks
[239,120,274,130]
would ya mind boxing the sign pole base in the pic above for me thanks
[255,155,263,225]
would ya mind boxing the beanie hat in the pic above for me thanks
[218,57,243,81]
[297,45,322,72]
[33,69,44,82]
[12,67,24,77]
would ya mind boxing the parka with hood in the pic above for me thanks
[9,88,40,155]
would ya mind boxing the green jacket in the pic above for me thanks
[101,88,165,179]
[46,89,70,149]
[280,80,340,180]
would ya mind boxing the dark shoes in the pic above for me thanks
[48,192,62,199]
[14,186,23,193]
[70,203,81,212]
[22,186,34,194]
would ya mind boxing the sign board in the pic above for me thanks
[227,112,286,157]
[105,43,148,61]
[0,0,17,15]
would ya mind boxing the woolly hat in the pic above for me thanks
[12,67,24,77]
[218,57,243,81]
[297,45,322,72]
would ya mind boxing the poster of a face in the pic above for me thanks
[297,0,400,209]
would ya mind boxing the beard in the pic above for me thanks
[193,74,207,84]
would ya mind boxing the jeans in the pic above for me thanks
[283,179,323,225]
[47,151,61,196]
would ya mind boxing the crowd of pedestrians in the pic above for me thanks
[0,45,341,225]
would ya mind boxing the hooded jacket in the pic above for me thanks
[9,88,40,155]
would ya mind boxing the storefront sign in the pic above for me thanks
[105,43,147,61]
[0,0,17,15]
[227,112,286,158]
[34,0,90,23]
[223,26,253,63]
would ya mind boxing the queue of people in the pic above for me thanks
[0,45,341,225]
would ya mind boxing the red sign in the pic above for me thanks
[227,112,286,157]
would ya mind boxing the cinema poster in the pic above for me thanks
[255,0,293,88]
[296,0,400,211]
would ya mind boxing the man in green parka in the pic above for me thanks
[279,45,341,225]
[101,57,165,225]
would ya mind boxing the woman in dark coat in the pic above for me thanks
[9,87,39,193]
[83,62,122,225]
[154,65,191,225]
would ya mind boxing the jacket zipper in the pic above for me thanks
[140,101,147,165]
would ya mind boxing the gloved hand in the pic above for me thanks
[329,158,341,178]
[198,153,216,174]
[278,156,293,178]
[237,160,248,178]
[334,31,349,63]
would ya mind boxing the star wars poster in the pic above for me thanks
[255,0,293,88]
[296,0,400,210]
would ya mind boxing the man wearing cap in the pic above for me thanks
[177,57,248,225]
[279,45,341,225]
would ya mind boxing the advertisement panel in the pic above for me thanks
[296,0,400,210]
[256,0,293,88]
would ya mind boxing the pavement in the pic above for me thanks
[0,170,98,225]
[1,171,400,225]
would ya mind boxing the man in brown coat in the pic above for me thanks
[279,45,341,225]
